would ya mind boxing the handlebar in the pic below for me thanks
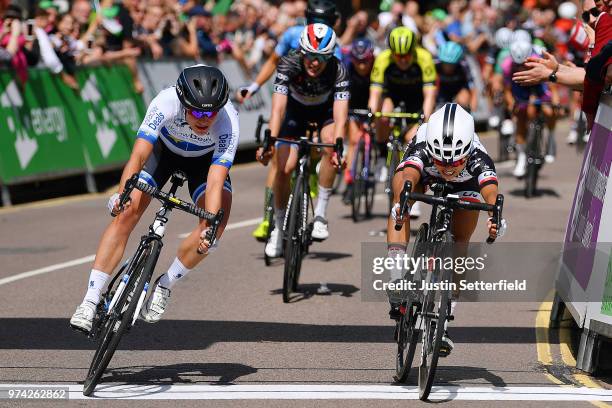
[117,174,225,245]
[260,131,344,162]
[349,109,423,122]
[394,181,504,243]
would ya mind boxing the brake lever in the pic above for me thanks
[486,194,504,244]
[260,129,272,162]
[111,174,138,217]
[334,137,344,173]
[394,180,412,231]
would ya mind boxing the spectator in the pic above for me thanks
[50,13,84,89]
[0,3,27,83]
[134,5,165,59]
[70,0,92,36]
[38,0,59,34]
[187,5,217,58]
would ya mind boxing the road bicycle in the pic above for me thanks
[525,103,546,198]
[81,171,224,396]
[392,180,503,400]
[371,103,422,212]
[260,127,343,303]
[346,109,379,222]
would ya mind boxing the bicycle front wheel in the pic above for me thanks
[418,231,452,401]
[283,174,305,303]
[83,239,160,396]
[387,145,401,213]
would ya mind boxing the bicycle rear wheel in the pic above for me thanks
[418,231,453,401]
[283,174,304,303]
[498,129,510,162]
[351,140,365,222]
[525,123,541,198]
[83,240,160,396]
[364,142,377,218]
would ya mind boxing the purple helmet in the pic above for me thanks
[350,38,374,61]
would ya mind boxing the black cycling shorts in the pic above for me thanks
[139,140,232,204]
[278,97,334,142]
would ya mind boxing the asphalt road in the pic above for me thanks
[0,120,611,407]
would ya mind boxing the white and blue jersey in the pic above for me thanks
[137,87,240,167]
[275,24,342,59]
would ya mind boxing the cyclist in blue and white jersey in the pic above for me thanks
[70,65,239,333]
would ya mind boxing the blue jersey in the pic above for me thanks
[275,24,342,59]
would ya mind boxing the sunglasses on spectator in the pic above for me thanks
[188,109,217,119]
[582,7,601,23]
[433,157,466,167]
[303,52,332,63]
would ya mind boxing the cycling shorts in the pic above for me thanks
[140,139,232,204]
[277,97,334,148]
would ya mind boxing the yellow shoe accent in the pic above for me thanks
[252,220,269,242]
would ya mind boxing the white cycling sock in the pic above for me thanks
[274,207,285,231]
[387,244,407,282]
[83,269,110,305]
[314,185,332,219]
[158,257,192,289]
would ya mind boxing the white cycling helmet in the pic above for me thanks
[426,103,474,164]
[299,23,337,55]
[510,40,532,64]
[494,27,513,49]
[512,29,532,45]
[558,2,577,19]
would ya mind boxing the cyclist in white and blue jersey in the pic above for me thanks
[70,65,239,333]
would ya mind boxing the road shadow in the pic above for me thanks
[508,188,561,198]
[0,318,540,350]
[99,362,257,385]
[269,283,360,302]
[304,251,352,262]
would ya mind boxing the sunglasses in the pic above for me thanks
[393,53,413,61]
[188,109,217,119]
[303,52,332,63]
[433,157,466,167]
[581,7,601,23]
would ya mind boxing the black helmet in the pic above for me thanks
[306,0,338,26]
[176,64,229,112]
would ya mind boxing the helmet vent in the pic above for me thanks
[193,79,203,95]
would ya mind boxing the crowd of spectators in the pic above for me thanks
[0,0,610,97]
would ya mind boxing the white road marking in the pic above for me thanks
[6,384,612,401]
[0,255,96,287]
[0,217,262,287]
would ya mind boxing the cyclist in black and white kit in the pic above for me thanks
[388,103,508,356]
[257,23,348,258]
[70,65,239,333]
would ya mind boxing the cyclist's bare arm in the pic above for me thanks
[469,87,478,113]
[203,164,229,215]
[256,92,287,164]
[237,52,281,102]
[480,183,501,238]
[387,166,421,244]
[331,99,349,167]
[368,85,383,113]
[422,86,437,121]
[112,139,154,213]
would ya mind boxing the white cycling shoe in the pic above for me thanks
[70,301,97,333]
[513,152,527,178]
[311,216,329,241]
[265,228,283,258]
[140,277,171,324]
